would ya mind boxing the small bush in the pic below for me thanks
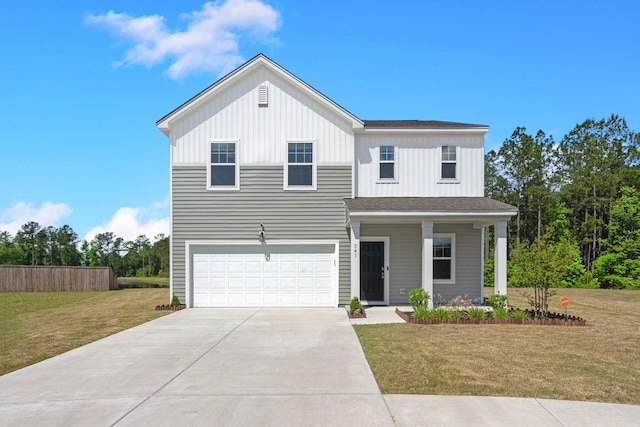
[512,309,530,319]
[170,295,181,307]
[349,297,364,314]
[487,294,508,310]
[449,310,463,319]
[467,307,487,320]
[412,306,433,319]
[492,307,510,319]
[408,288,430,311]
[431,307,451,319]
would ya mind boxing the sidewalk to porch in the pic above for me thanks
[348,305,408,325]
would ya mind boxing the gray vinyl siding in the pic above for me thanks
[360,223,422,305]
[360,222,482,305]
[172,165,352,304]
[433,223,482,302]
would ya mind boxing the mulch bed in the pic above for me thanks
[155,304,187,311]
[396,308,586,326]
[347,308,367,318]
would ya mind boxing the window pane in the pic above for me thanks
[288,143,312,164]
[288,165,312,186]
[211,165,235,186]
[442,163,456,179]
[380,162,394,179]
[433,237,452,257]
[442,145,456,161]
[211,143,235,164]
[380,146,394,161]
[433,260,451,280]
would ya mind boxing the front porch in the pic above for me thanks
[344,197,517,308]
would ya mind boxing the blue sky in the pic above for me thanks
[1,0,638,243]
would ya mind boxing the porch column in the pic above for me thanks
[494,221,508,295]
[421,221,434,308]
[350,221,360,300]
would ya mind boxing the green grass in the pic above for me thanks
[0,289,171,376]
[354,288,640,405]
[116,277,170,287]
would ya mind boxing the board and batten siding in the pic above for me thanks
[355,134,484,197]
[360,222,482,305]
[170,66,355,166]
[172,165,352,304]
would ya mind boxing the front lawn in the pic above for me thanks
[0,289,171,376]
[354,288,640,405]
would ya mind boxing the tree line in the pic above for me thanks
[486,114,640,289]
[0,222,169,278]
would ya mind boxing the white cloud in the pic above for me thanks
[85,0,281,79]
[83,203,169,244]
[0,202,73,235]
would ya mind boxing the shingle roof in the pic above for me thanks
[363,120,488,129]
[344,197,517,213]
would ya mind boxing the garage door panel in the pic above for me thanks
[228,277,244,289]
[263,261,278,273]
[192,244,336,307]
[316,260,332,273]
[280,260,296,273]
[245,260,262,273]
[316,293,334,305]
[280,276,297,289]
[298,276,314,289]
[210,277,227,289]
[245,276,261,289]
[263,277,279,289]
[228,261,244,273]
[298,292,316,305]
[298,260,314,273]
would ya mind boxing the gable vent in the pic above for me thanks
[258,84,268,107]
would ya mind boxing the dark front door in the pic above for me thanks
[360,241,384,301]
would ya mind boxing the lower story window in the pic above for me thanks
[433,234,455,283]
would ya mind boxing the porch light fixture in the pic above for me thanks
[259,223,266,243]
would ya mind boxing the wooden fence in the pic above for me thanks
[0,266,117,292]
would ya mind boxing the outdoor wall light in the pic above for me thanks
[259,223,266,243]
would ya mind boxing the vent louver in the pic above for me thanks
[258,84,268,106]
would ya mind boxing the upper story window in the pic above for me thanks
[379,145,395,180]
[209,141,239,190]
[441,145,457,180]
[433,234,455,283]
[285,142,315,189]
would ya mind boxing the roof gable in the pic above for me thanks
[157,54,363,135]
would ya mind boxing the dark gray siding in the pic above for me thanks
[172,165,352,304]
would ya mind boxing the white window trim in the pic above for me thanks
[433,233,455,284]
[376,145,399,184]
[438,145,459,184]
[284,140,317,191]
[207,140,240,191]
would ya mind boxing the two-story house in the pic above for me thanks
[157,54,516,308]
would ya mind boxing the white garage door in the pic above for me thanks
[191,244,337,307]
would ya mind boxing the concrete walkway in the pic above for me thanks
[0,308,638,426]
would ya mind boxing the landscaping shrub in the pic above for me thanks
[349,296,364,314]
[408,288,430,312]
[467,307,487,320]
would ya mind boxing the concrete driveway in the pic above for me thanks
[0,308,393,426]
[1,308,639,426]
